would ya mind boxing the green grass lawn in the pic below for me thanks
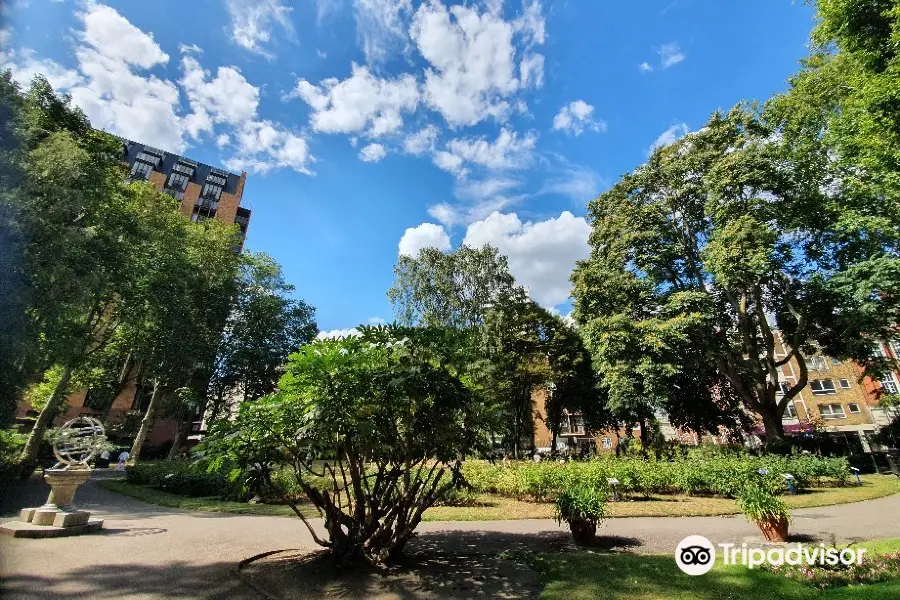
[508,540,900,600]
[101,475,900,521]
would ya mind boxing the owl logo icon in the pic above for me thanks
[675,535,716,575]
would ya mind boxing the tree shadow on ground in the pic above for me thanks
[1,561,254,600]
[408,529,641,556]
[241,549,543,600]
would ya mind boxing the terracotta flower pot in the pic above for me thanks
[758,517,789,542]
[568,518,597,545]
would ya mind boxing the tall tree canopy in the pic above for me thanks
[389,245,609,455]
[205,252,318,420]
[573,101,899,443]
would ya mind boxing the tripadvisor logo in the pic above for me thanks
[675,535,716,575]
[675,535,867,576]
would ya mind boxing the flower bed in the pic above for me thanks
[461,455,851,501]
[765,551,900,590]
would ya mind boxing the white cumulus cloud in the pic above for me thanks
[225,0,295,58]
[552,100,605,136]
[463,210,591,307]
[180,54,260,139]
[410,0,545,127]
[359,142,388,162]
[317,328,361,340]
[292,64,419,137]
[649,122,689,153]
[398,222,451,256]
[434,128,536,176]
[354,0,412,64]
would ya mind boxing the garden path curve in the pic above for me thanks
[2,471,900,600]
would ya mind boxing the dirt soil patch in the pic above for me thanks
[239,549,543,600]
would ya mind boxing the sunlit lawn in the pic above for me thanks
[509,539,900,600]
[101,474,900,521]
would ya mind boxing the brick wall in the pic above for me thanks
[180,182,201,217]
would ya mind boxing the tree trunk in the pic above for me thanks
[129,379,162,463]
[19,364,74,467]
[760,405,786,444]
[166,418,190,460]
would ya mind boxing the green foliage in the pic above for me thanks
[461,455,851,501]
[201,327,485,567]
[554,484,607,525]
[206,252,317,418]
[737,481,792,525]
[126,460,246,501]
[0,429,27,482]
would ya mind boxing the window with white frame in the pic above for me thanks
[873,343,888,358]
[805,355,828,371]
[892,341,900,358]
[777,381,791,395]
[809,379,837,395]
[601,437,612,449]
[848,403,861,414]
[882,372,899,395]
[839,378,851,389]
[819,403,846,419]
[784,403,798,419]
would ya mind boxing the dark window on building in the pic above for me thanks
[839,378,851,389]
[810,379,837,395]
[136,151,162,167]
[848,403,861,414]
[130,161,153,180]
[167,171,191,191]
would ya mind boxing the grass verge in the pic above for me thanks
[100,475,900,521]
[98,479,316,518]
[507,538,900,600]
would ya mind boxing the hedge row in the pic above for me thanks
[126,460,246,500]
[461,455,852,501]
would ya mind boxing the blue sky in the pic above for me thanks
[1,0,817,335]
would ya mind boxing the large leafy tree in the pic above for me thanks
[201,326,484,568]
[204,252,317,423]
[388,245,518,329]
[389,245,610,455]
[125,206,241,462]
[574,104,896,443]
[12,76,159,464]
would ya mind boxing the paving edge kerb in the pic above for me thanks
[233,548,303,600]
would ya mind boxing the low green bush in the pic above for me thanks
[127,460,246,500]
[461,454,852,501]
[737,482,792,525]
[555,484,607,525]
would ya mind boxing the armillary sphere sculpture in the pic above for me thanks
[2,416,108,537]
[51,416,108,469]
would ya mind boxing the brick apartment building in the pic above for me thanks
[16,138,252,452]
[531,331,900,456]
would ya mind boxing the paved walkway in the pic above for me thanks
[2,473,900,600]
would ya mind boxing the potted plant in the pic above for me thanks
[737,482,792,542]
[555,485,606,545]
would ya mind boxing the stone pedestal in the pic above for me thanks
[1,468,103,538]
